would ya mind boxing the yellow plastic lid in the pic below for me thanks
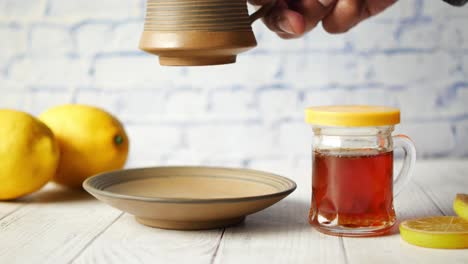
[305,105,400,127]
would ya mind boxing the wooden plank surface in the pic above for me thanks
[0,160,467,264]
[342,180,465,264]
[72,214,222,264]
[0,185,122,264]
[215,160,468,264]
[213,191,347,264]
[341,161,468,264]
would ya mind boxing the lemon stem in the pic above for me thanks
[114,135,124,145]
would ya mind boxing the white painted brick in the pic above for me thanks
[347,21,397,52]
[112,89,164,122]
[424,0,468,18]
[398,82,468,120]
[395,122,455,157]
[161,150,245,167]
[367,52,453,85]
[440,18,468,49]
[247,158,295,180]
[372,0,417,22]
[110,21,144,52]
[75,23,113,57]
[396,21,441,49]
[278,121,311,155]
[350,88,399,105]
[160,149,204,166]
[23,89,74,115]
[463,55,468,76]
[164,89,207,120]
[9,57,89,86]
[76,21,142,56]
[254,25,307,52]
[46,0,142,20]
[186,125,275,159]
[207,88,257,120]
[126,124,181,157]
[395,81,444,120]
[307,26,348,50]
[185,54,281,89]
[303,89,351,106]
[282,54,366,88]
[0,25,27,60]
[303,88,398,107]
[124,125,182,168]
[30,25,73,56]
[0,87,28,110]
[292,158,312,183]
[200,158,245,168]
[93,55,183,89]
[74,89,125,114]
[0,92,27,110]
[0,0,45,18]
[126,157,163,168]
[437,84,468,117]
[454,120,468,156]
[75,89,165,122]
[258,88,299,121]
[0,87,73,115]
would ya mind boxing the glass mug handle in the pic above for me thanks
[392,134,417,196]
[249,0,277,23]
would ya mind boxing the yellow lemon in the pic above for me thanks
[454,194,468,221]
[39,104,129,188]
[399,216,468,249]
[0,109,59,200]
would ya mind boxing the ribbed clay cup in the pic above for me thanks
[139,0,271,66]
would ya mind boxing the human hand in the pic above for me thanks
[249,0,397,38]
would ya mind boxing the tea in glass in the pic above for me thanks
[305,105,416,237]
[311,150,396,233]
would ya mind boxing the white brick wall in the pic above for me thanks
[30,24,74,56]
[455,120,468,156]
[0,0,467,178]
[186,124,276,159]
[9,57,89,86]
[207,88,257,121]
[0,0,46,18]
[367,52,454,85]
[46,0,142,21]
[396,122,456,157]
[93,55,182,89]
[0,24,27,61]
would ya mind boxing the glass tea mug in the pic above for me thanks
[305,106,416,237]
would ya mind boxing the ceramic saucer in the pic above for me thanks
[83,166,296,230]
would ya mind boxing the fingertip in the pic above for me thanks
[261,2,305,38]
[277,32,304,39]
[269,9,305,37]
[322,0,363,34]
[322,20,351,34]
[286,11,306,35]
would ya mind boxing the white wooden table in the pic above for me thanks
[1,160,467,264]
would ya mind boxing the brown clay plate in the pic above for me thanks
[83,166,296,230]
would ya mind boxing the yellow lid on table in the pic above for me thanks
[305,105,400,127]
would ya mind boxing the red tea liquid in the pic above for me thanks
[310,150,396,231]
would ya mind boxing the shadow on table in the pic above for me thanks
[226,198,312,235]
[16,185,94,204]
[227,198,423,237]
